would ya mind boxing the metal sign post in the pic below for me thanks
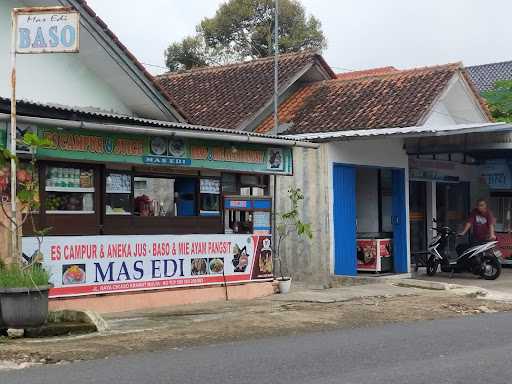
[9,10,17,257]
[9,7,79,259]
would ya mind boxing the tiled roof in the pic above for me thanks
[336,66,398,80]
[76,0,187,120]
[256,63,487,135]
[466,60,512,93]
[156,51,336,129]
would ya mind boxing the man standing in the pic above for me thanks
[459,198,496,242]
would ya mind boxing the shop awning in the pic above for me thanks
[284,122,512,142]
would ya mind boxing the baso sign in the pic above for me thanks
[14,8,80,54]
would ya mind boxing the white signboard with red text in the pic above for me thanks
[22,234,273,298]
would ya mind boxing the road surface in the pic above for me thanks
[3,313,512,384]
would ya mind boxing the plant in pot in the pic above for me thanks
[0,132,52,329]
[274,187,312,294]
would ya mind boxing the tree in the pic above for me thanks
[165,0,326,71]
[482,80,512,123]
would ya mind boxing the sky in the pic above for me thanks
[87,0,512,75]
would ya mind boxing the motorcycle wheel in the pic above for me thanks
[426,257,439,276]
[480,255,501,280]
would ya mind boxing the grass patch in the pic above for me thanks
[0,264,50,288]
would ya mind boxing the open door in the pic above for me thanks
[392,169,408,273]
[333,164,357,276]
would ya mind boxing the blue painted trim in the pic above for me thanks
[333,164,357,276]
[392,169,408,273]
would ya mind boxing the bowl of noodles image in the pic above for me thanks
[208,258,224,274]
[62,264,86,285]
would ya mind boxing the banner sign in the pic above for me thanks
[37,128,292,175]
[15,9,80,54]
[481,159,512,190]
[22,234,273,298]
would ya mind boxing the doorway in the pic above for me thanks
[333,164,408,276]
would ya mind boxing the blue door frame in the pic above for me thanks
[333,164,408,276]
[333,165,357,276]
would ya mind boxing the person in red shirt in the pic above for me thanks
[459,198,496,242]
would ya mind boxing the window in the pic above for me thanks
[45,166,95,214]
[200,179,220,215]
[133,176,197,217]
[105,172,132,215]
[134,177,175,217]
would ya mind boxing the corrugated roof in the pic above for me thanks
[0,97,305,143]
[285,122,512,142]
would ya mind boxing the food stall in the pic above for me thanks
[13,124,293,299]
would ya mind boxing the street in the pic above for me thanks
[3,313,512,384]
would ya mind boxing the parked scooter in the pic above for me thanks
[425,219,502,280]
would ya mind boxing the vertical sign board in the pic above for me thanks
[15,9,80,54]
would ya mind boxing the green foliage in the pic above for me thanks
[0,263,50,288]
[165,35,209,72]
[482,80,512,123]
[274,187,312,278]
[165,0,326,71]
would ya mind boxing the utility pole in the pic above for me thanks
[272,0,279,273]
[273,0,279,136]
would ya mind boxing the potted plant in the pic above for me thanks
[0,132,52,328]
[274,187,312,294]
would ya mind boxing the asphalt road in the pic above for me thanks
[3,313,512,384]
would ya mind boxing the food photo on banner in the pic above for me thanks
[22,234,273,297]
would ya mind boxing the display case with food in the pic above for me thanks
[45,166,95,214]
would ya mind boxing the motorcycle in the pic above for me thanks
[425,220,502,280]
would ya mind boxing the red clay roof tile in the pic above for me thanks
[256,63,491,135]
[156,51,335,129]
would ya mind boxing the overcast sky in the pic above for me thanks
[87,0,512,75]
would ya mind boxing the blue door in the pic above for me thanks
[333,164,357,276]
[392,169,408,273]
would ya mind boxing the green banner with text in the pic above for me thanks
[36,127,293,175]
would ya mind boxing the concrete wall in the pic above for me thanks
[274,145,331,286]
[275,138,410,285]
[0,0,131,115]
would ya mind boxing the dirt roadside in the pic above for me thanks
[1,290,512,367]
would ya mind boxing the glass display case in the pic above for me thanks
[45,166,95,214]
[224,195,272,235]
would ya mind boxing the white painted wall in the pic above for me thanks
[424,100,456,127]
[326,138,410,275]
[423,73,488,126]
[0,0,131,115]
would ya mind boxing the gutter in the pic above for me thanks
[0,114,319,149]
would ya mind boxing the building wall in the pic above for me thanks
[274,145,331,286]
[275,138,410,284]
[0,0,132,115]
[326,139,410,275]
